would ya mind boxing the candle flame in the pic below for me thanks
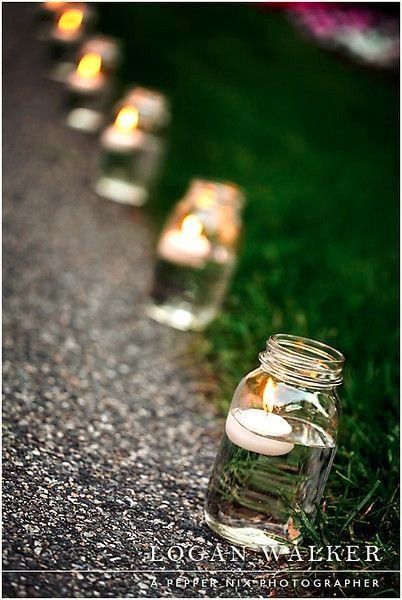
[181,215,203,237]
[76,53,102,79]
[58,8,83,32]
[115,106,139,133]
[263,377,276,413]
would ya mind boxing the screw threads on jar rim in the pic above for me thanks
[259,334,345,389]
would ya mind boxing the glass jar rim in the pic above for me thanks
[187,178,245,209]
[259,334,345,389]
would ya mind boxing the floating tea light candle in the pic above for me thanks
[147,179,244,331]
[45,3,96,82]
[205,334,344,552]
[158,215,211,267]
[65,37,120,133]
[95,87,169,204]
[103,105,140,149]
[69,52,104,91]
[226,378,295,456]
[56,7,84,41]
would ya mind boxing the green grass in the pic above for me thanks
[98,3,399,580]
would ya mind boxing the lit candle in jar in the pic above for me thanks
[54,6,84,42]
[226,378,295,456]
[96,98,165,205]
[158,214,211,268]
[101,105,142,151]
[65,45,114,132]
[68,51,105,93]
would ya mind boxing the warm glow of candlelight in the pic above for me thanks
[76,52,102,78]
[44,1,64,10]
[181,215,203,238]
[263,377,277,413]
[157,214,210,268]
[114,106,139,133]
[58,8,83,33]
[196,190,215,209]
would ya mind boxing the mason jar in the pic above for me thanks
[95,87,170,205]
[147,179,244,331]
[64,36,120,133]
[205,334,344,552]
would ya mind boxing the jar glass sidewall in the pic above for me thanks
[229,367,339,444]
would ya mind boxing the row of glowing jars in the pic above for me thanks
[36,4,244,332]
[45,7,243,329]
[35,6,345,554]
[37,4,169,205]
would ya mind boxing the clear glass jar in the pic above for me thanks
[44,3,96,82]
[95,87,170,205]
[147,179,244,331]
[205,334,344,552]
[64,36,120,133]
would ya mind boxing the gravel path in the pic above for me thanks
[2,5,285,599]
